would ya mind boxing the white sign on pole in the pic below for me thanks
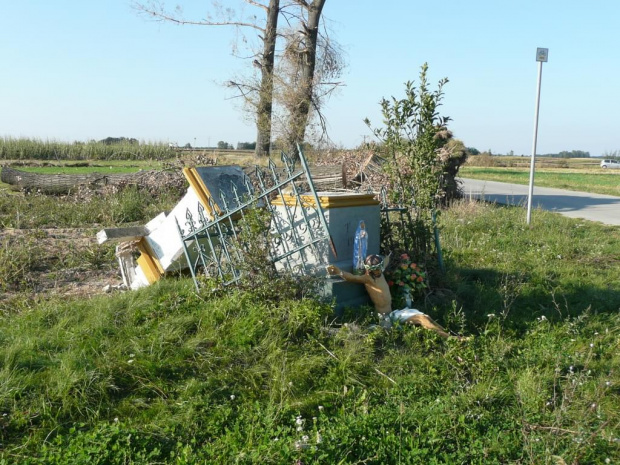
[527,47,548,225]
[536,48,549,62]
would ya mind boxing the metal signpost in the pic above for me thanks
[527,47,548,225]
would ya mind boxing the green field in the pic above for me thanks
[460,166,620,197]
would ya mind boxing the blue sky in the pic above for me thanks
[2,1,619,156]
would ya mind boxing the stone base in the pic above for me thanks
[319,276,372,317]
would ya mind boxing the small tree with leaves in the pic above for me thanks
[366,63,464,258]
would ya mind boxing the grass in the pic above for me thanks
[0,186,181,229]
[460,166,620,197]
[0,191,619,463]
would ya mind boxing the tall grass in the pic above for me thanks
[0,137,177,161]
[0,200,619,463]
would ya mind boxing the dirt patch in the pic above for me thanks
[0,228,123,303]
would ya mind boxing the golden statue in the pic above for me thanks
[327,254,465,340]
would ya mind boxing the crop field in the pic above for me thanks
[0,137,177,161]
[0,153,619,463]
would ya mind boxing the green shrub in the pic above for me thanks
[366,64,467,259]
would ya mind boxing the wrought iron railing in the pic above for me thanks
[176,147,336,290]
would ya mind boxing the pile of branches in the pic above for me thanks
[313,145,388,193]
[313,142,467,205]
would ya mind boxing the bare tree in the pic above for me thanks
[133,0,280,157]
[255,0,279,156]
[279,0,326,157]
[134,1,342,159]
[275,10,344,156]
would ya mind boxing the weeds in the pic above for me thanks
[0,233,41,292]
[0,186,179,229]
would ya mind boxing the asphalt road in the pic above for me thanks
[459,178,620,226]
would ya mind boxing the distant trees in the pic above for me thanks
[217,141,234,150]
[236,142,256,150]
[540,150,590,158]
[465,148,591,158]
[556,150,590,158]
[99,137,139,145]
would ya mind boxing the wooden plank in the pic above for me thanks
[97,226,148,245]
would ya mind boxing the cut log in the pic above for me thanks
[1,166,158,194]
[1,163,344,195]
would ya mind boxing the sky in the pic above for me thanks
[2,0,620,156]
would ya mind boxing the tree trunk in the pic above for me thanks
[286,0,326,159]
[255,0,280,157]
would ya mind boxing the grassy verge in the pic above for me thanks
[460,166,620,196]
[0,198,618,463]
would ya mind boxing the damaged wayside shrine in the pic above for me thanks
[97,149,382,310]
